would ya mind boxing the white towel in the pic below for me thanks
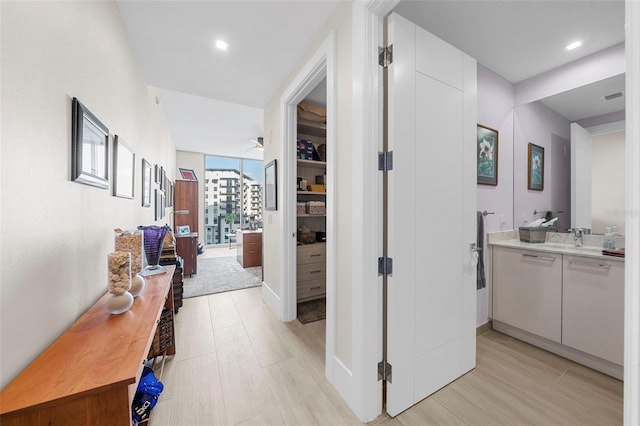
[528,218,545,227]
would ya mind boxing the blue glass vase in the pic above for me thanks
[139,225,170,276]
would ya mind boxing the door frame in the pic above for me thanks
[349,0,398,421]
[280,32,337,374]
[624,1,640,423]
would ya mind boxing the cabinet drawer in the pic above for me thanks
[244,241,262,251]
[297,244,326,265]
[297,262,325,281]
[242,232,262,243]
[297,278,326,301]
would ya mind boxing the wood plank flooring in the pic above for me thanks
[150,286,622,425]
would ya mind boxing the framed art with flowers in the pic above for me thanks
[477,124,498,185]
[528,142,544,191]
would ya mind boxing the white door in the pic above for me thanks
[386,13,477,417]
[571,123,592,229]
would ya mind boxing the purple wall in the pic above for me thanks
[513,101,571,230]
[477,65,514,325]
[477,65,515,232]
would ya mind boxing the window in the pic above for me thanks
[203,156,263,245]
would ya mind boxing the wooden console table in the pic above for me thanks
[0,265,176,426]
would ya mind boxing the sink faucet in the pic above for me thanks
[569,228,584,247]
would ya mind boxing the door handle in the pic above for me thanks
[569,260,611,269]
[470,243,480,265]
[522,253,556,262]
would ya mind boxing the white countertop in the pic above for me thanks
[488,231,624,262]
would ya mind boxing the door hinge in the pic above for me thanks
[378,256,393,276]
[378,360,392,382]
[378,151,393,172]
[378,45,393,68]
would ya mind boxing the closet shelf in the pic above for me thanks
[297,119,326,137]
[297,159,326,169]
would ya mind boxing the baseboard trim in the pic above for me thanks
[492,320,623,380]
[261,281,283,321]
[476,321,492,336]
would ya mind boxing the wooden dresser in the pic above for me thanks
[0,266,176,426]
[296,243,326,301]
[236,230,262,268]
[176,232,198,276]
[174,180,198,276]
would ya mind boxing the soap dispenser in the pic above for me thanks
[610,226,617,249]
[603,227,614,249]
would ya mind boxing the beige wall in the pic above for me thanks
[592,130,626,234]
[262,2,353,368]
[0,1,175,388]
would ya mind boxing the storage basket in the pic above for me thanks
[519,227,547,243]
[297,202,306,215]
[297,231,316,244]
[306,201,326,215]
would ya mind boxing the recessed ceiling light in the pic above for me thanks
[566,41,582,51]
[215,40,229,51]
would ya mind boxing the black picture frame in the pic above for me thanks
[71,98,109,189]
[113,135,135,199]
[477,124,498,186]
[264,159,277,211]
[142,159,152,207]
[167,181,174,207]
[528,142,545,191]
[160,166,166,190]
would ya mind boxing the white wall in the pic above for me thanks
[262,1,353,365]
[1,1,175,388]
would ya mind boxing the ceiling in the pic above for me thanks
[116,0,625,159]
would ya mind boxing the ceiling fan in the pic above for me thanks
[247,137,264,152]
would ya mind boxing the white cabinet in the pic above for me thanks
[562,255,624,365]
[492,246,562,343]
[296,243,326,301]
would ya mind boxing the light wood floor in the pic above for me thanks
[150,286,622,425]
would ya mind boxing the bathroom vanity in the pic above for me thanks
[489,231,624,379]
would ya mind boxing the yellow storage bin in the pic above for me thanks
[308,184,326,192]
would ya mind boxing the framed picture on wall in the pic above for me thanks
[264,159,277,211]
[71,97,109,189]
[178,168,198,181]
[528,142,544,191]
[477,124,498,186]
[142,159,152,207]
[113,135,135,199]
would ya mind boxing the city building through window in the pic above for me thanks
[204,156,263,245]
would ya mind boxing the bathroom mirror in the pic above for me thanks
[513,74,626,235]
